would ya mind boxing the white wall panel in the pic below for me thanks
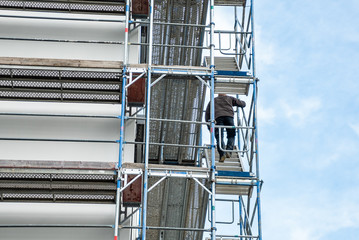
[0,10,140,62]
[0,203,137,240]
[0,101,136,163]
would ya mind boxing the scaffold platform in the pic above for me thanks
[204,146,254,196]
[205,56,252,95]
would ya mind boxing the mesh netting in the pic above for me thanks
[1,193,115,201]
[148,0,208,163]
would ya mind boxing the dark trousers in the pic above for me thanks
[215,116,235,157]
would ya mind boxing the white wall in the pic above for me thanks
[0,10,140,62]
[0,202,138,240]
[0,9,140,240]
[0,101,132,163]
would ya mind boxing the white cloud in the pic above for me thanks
[308,152,340,170]
[349,123,359,137]
[280,97,322,126]
[256,25,277,66]
[313,138,359,169]
[258,105,276,124]
[264,188,359,240]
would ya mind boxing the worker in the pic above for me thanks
[205,94,246,162]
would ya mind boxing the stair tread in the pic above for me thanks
[206,146,244,172]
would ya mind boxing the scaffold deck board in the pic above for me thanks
[214,81,250,95]
[122,163,209,173]
[204,56,251,95]
[217,170,253,178]
[204,145,253,195]
[128,63,211,76]
[215,180,253,196]
[205,56,241,71]
[205,145,244,172]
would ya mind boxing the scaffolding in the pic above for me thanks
[0,0,262,240]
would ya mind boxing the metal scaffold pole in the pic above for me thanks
[250,0,263,239]
[209,0,217,240]
[142,0,155,239]
[114,0,130,239]
[239,196,243,240]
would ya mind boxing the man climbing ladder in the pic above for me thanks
[205,94,246,162]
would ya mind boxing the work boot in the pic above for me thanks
[225,152,232,158]
[219,155,226,163]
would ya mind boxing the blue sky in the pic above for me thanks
[0,1,357,239]
[255,0,359,239]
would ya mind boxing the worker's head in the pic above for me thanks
[218,94,227,96]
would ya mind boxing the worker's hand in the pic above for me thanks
[207,120,216,131]
[206,120,213,131]
[241,101,246,108]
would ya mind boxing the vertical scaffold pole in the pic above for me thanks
[114,0,130,239]
[239,196,243,240]
[209,0,216,239]
[250,0,263,239]
[235,7,241,151]
[234,6,239,64]
[236,94,241,150]
[142,0,154,239]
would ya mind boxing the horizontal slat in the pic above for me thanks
[0,180,116,190]
[214,0,246,6]
[205,56,239,71]
[0,0,126,14]
[0,172,116,181]
[0,86,121,94]
[215,185,250,195]
[215,83,249,95]
[0,191,115,202]
[0,89,121,103]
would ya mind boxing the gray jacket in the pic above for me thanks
[205,95,246,122]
